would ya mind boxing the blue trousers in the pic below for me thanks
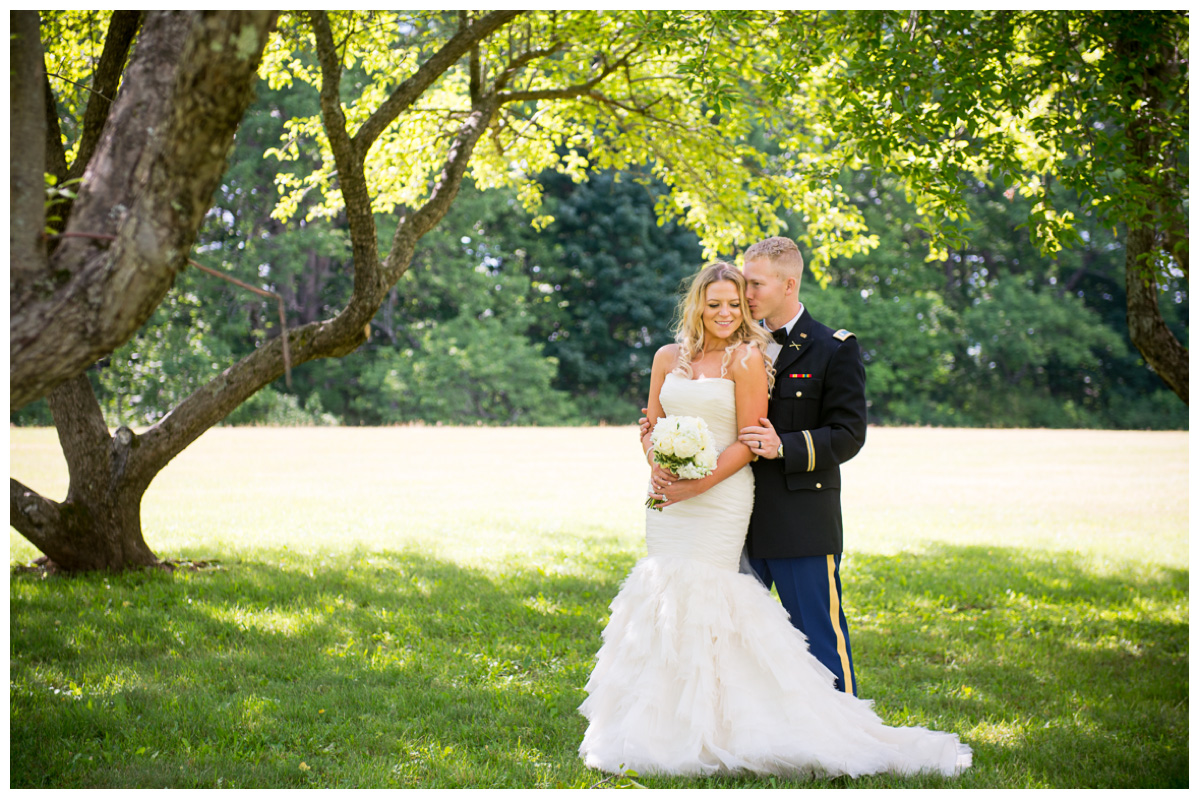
[748,554,858,696]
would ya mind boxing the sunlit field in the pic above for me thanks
[9,426,1188,788]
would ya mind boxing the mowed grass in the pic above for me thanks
[9,426,1189,788]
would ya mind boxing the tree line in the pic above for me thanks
[14,119,1188,431]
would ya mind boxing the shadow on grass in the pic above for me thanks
[10,541,636,789]
[9,541,1188,788]
[844,544,1188,790]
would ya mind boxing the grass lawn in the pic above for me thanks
[8,425,1189,788]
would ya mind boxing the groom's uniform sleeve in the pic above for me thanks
[780,334,868,479]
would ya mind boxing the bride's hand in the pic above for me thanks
[649,463,678,494]
[654,476,706,508]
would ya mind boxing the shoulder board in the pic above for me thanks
[833,329,855,341]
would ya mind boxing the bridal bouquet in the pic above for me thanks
[645,415,718,510]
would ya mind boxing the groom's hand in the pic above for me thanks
[738,418,781,459]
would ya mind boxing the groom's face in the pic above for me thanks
[744,258,787,322]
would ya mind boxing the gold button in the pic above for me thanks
[795,391,803,397]
[816,482,822,489]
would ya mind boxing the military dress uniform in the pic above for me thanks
[748,308,868,694]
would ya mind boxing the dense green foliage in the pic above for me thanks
[11,162,1186,430]
[668,10,1188,275]
[808,172,1187,428]
[525,170,704,420]
[12,137,1185,430]
[12,164,1186,430]
[14,11,1186,430]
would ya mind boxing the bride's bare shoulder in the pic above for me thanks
[653,343,680,369]
[734,339,763,357]
[728,340,768,379]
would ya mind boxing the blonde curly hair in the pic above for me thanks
[672,262,774,389]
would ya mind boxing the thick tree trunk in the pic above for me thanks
[9,374,159,571]
[8,11,543,572]
[10,11,278,412]
[1125,226,1189,404]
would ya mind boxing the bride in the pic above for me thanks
[577,262,971,778]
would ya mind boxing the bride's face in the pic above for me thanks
[701,280,743,343]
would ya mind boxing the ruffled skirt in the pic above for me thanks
[578,554,971,778]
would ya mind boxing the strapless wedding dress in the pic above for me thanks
[578,373,971,778]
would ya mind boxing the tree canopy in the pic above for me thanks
[663,10,1188,398]
[14,11,1187,411]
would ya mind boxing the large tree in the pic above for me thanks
[10,10,280,569]
[527,169,705,420]
[10,11,279,410]
[660,10,1187,401]
[804,11,1188,401]
[10,10,867,571]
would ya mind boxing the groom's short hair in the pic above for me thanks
[744,237,804,284]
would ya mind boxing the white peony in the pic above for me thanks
[646,415,718,509]
[652,415,710,458]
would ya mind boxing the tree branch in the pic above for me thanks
[67,10,144,184]
[467,12,483,103]
[11,11,48,299]
[384,95,501,284]
[135,315,349,480]
[493,43,566,93]
[1125,225,1188,403]
[128,12,527,474]
[46,372,113,498]
[10,478,65,557]
[499,52,632,104]
[132,12,524,475]
[308,11,385,308]
[352,10,521,154]
[42,70,68,186]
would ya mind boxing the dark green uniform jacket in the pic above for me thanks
[747,309,868,558]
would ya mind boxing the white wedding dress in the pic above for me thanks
[578,373,971,778]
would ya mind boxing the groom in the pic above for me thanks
[736,236,868,695]
[643,237,868,694]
